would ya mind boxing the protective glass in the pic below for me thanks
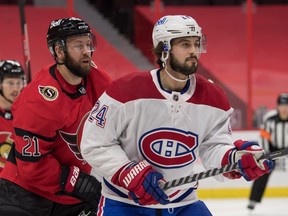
[66,33,96,53]
[171,35,207,59]
[2,77,25,89]
[200,34,207,53]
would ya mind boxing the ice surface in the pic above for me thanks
[203,197,288,216]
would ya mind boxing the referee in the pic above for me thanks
[247,92,288,210]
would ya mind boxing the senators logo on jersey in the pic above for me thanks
[59,130,84,160]
[0,132,13,169]
[38,85,58,101]
[139,128,198,169]
[59,112,90,161]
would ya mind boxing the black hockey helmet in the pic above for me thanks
[0,60,25,82]
[47,17,95,57]
[277,93,288,105]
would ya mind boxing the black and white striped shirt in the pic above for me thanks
[260,109,288,152]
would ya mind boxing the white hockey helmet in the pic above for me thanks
[152,15,206,53]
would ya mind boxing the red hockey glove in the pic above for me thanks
[60,166,101,209]
[222,140,274,181]
[111,160,170,205]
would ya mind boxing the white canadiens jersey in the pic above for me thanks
[81,69,235,208]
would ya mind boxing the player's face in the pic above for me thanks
[1,77,23,102]
[65,34,94,77]
[169,37,200,76]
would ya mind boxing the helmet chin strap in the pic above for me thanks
[0,92,13,105]
[164,67,191,83]
[161,51,191,83]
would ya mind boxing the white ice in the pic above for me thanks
[203,197,288,216]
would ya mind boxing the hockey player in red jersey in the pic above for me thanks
[80,15,273,215]
[0,17,112,216]
[0,60,25,173]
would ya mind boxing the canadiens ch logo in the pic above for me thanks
[139,128,198,169]
[38,85,58,101]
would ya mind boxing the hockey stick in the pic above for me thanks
[18,0,32,83]
[160,147,288,191]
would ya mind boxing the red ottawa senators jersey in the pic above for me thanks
[0,63,111,205]
[0,108,14,173]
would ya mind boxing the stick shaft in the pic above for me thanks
[161,147,288,190]
[18,0,32,83]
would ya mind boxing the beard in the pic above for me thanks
[64,53,91,78]
[170,53,198,76]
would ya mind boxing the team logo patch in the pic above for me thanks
[139,128,198,169]
[0,132,13,162]
[59,130,84,161]
[59,112,90,162]
[38,85,58,101]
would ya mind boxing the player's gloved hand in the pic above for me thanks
[59,166,101,209]
[222,140,274,181]
[111,160,170,205]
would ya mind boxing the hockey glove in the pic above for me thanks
[222,140,274,181]
[111,160,170,205]
[60,166,101,209]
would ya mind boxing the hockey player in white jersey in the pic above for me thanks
[80,15,273,215]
